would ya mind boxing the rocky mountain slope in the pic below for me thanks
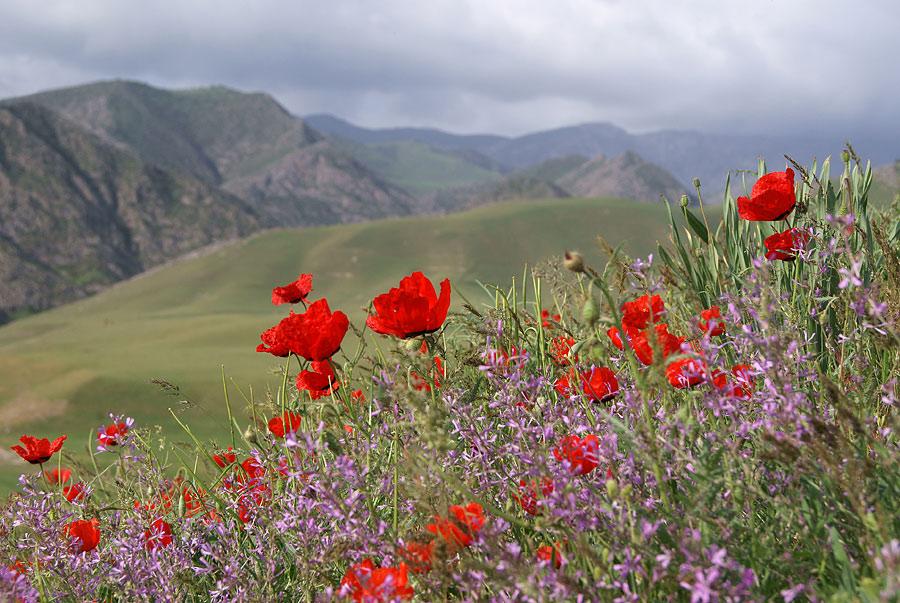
[0,102,259,321]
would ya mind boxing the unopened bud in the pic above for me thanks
[605,478,618,498]
[680,194,690,208]
[243,427,258,444]
[563,250,585,273]
[841,150,850,164]
[582,297,599,326]
[406,338,423,352]
[692,177,701,190]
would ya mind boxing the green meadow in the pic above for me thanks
[0,197,694,491]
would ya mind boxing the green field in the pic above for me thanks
[0,197,684,490]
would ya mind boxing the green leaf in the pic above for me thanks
[682,206,709,244]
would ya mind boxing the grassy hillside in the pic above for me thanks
[0,197,686,490]
[335,140,503,194]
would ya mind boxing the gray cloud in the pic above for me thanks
[0,0,897,138]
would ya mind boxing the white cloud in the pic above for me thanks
[0,0,896,137]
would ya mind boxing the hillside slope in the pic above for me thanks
[0,102,260,321]
[0,197,682,489]
[11,81,415,226]
[558,151,689,201]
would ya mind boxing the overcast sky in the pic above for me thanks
[0,0,897,138]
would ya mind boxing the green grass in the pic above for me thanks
[0,197,685,491]
[338,140,503,193]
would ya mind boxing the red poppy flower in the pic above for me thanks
[411,356,445,392]
[144,518,173,550]
[553,434,600,476]
[629,324,685,366]
[240,457,266,481]
[10,435,66,464]
[296,360,340,399]
[366,272,451,339]
[271,273,313,306]
[698,306,725,337]
[351,389,366,403]
[255,323,292,357]
[213,446,237,468]
[737,168,796,221]
[607,326,624,350]
[537,542,564,569]
[764,228,810,261]
[666,356,709,389]
[65,518,100,553]
[237,484,270,524]
[63,482,87,502]
[554,371,574,397]
[581,366,619,402]
[7,560,27,576]
[399,540,435,574]
[426,502,486,549]
[97,422,128,448]
[713,364,755,399]
[541,309,561,328]
[621,294,665,331]
[257,299,349,361]
[513,478,554,516]
[45,467,72,485]
[549,335,576,366]
[268,411,302,439]
[340,559,414,602]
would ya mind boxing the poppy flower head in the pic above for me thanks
[737,168,796,221]
[629,324,685,366]
[554,371,574,397]
[581,366,619,402]
[144,518,173,551]
[294,299,351,361]
[698,306,726,337]
[65,518,100,553]
[350,389,366,403]
[607,326,624,350]
[366,271,451,339]
[96,419,131,450]
[255,323,292,357]
[63,482,87,502]
[411,356,445,392]
[213,446,237,468]
[620,294,666,331]
[296,360,340,400]
[426,502,485,549]
[340,559,414,602]
[666,356,709,389]
[553,434,600,476]
[399,540,435,574]
[549,335,576,366]
[44,467,72,485]
[537,542,565,569]
[541,309,561,328]
[268,411,302,439]
[271,273,313,306]
[513,478,554,516]
[714,364,756,399]
[764,228,810,261]
[11,435,66,464]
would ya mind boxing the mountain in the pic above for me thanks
[10,81,415,227]
[558,151,689,202]
[306,115,897,196]
[0,102,259,322]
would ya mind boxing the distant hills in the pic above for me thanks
[1,79,896,322]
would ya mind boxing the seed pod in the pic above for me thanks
[582,297,599,326]
[563,250,585,273]
[680,194,690,208]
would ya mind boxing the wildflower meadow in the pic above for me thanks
[2,151,899,601]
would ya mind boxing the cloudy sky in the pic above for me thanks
[0,0,897,138]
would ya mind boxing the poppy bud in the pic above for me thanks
[841,150,850,164]
[243,427,258,444]
[692,177,701,190]
[680,194,690,208]
[582,297,599,326]
[563,251,584,273]
[605,478,618,498]
[405,338,423,352]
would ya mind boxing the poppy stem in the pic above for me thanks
[221,365,236,450]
